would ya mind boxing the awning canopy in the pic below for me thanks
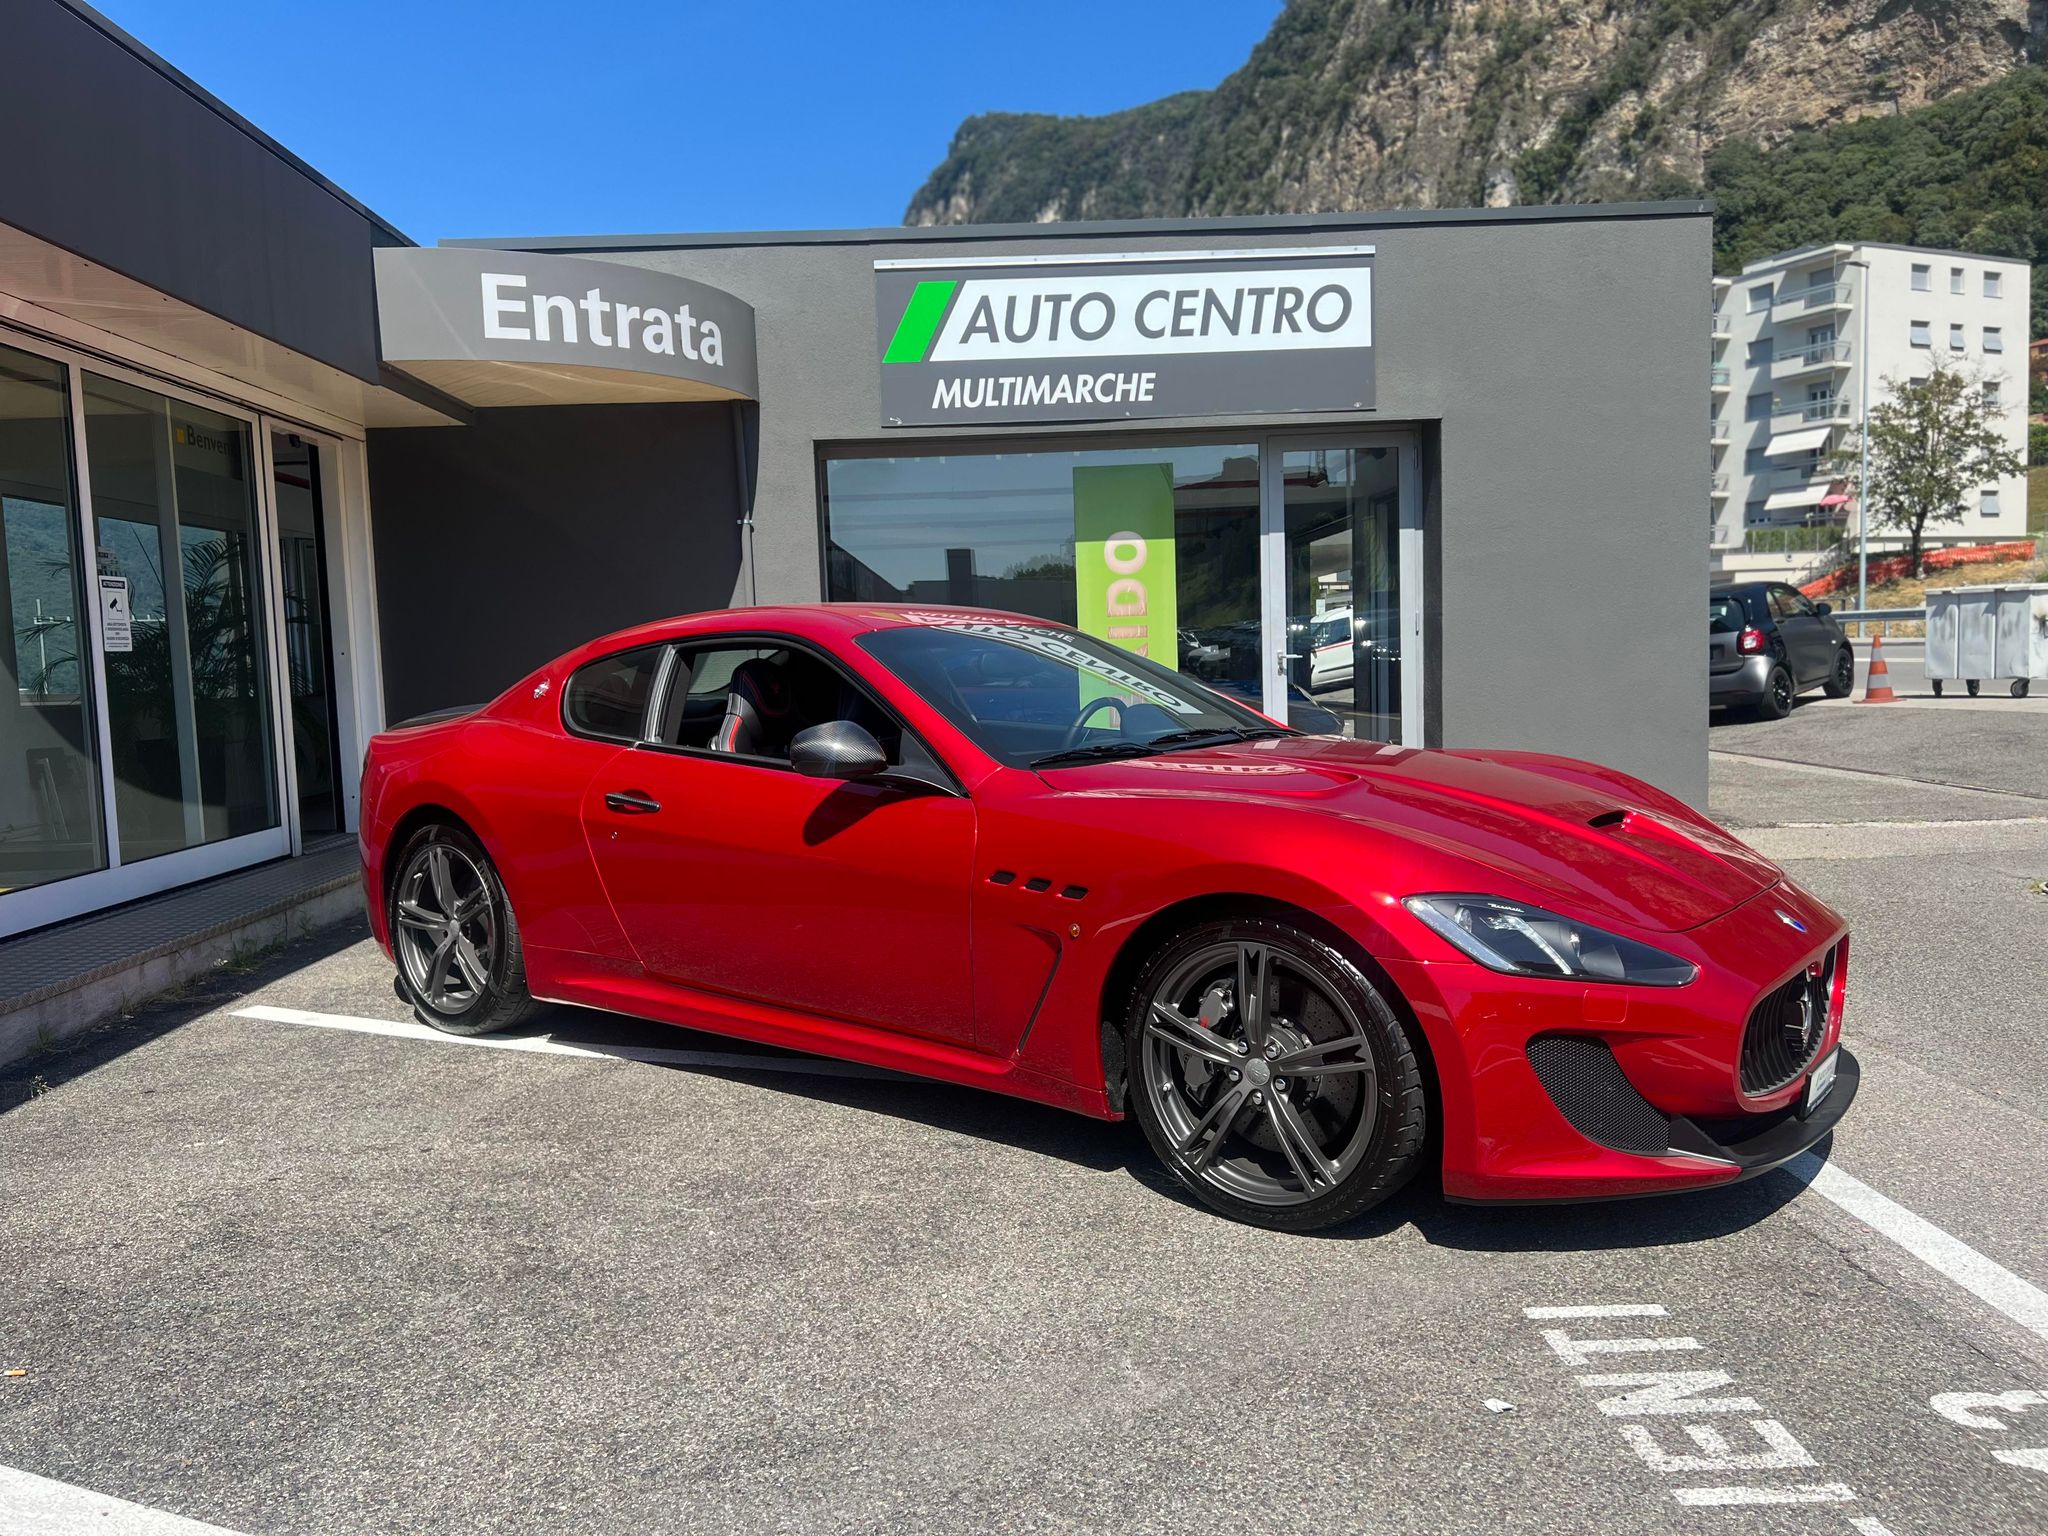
[1764,483,1834,511]
[374,247,759,410]
[1765,425,1834,458]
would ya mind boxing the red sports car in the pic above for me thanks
[360,605,1856,1230]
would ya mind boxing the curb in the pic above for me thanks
[0,877,362,1070]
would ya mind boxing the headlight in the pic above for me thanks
[1403,894,1697,987]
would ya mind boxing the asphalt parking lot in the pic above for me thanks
[4,717,2047,1534]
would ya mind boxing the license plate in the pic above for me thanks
[1803,1049,1839,1114]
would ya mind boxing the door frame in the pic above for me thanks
[1257,430,1424,746]
[0,322,377,937]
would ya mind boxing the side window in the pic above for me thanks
[1770,587,1814,621]
[562,644,665,742]
[656,642,913,768]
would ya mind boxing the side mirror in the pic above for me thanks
[1814,601,1833,617]
[789,720,887,781]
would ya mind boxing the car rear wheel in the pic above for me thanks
[389,823,537,1037]
[1822,647,1855,699]
[1754,665,1794,720]
[1125,917,1427,1231]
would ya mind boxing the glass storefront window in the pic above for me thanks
[1281,445,1402,743]
[0,344,106,892]
[823,444,1264,706]
[82,374,277,862]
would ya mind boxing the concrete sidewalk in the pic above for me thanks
[0,839,362,1069]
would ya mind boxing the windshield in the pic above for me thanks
[859,619,1287,769]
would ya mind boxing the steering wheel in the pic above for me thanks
[1060,696,1181,751]
[1060,694,1126,750]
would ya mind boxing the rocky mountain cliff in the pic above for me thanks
[905,0,2042,224]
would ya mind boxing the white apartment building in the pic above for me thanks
[1710,242,2032,586]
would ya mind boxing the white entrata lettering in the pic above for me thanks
[479,273,724,366]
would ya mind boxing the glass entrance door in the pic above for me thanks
[271,431,342,838]
[1262,438,1419,744]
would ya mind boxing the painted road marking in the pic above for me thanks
[1787,1153,2048,1347]
[231,1005,904,1081]
[0,1463,248,1534]
[1525,1303,1868,1517]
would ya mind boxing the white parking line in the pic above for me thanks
[230,1005,904,1081]
[0,1463,248,1535]
[1789,1153,2048,1347]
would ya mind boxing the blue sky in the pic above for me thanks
[90,1,1282,244]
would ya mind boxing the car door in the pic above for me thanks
[1769,585,1832,685]
[578,639,979,1049]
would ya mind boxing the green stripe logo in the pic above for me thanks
[883,279,958,364]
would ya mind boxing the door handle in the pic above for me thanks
[604,790,662,815]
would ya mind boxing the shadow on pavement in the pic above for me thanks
[532,1004,1818,1250]
[0,917,372,1114]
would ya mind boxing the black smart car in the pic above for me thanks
[1709,581,1856,719]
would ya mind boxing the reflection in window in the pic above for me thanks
[0,344,106,893]
[83,374,277,862]
[823,444,1263,706]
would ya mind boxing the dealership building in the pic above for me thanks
[0,0,1709,939]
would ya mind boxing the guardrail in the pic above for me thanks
[1833,606,1925,639]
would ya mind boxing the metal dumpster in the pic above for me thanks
[1924,582,2048,698]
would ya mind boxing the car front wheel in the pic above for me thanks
[389,823,538,1037]
[1125,917,1427,1231]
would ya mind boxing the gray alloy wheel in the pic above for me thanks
[1823,647,1855,699]
[1126,917,1426,1231]
[390,824,536,1036]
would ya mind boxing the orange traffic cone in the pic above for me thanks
[1861,636,1897,704]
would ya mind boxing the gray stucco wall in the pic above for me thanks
[464,206,1711,803]
[366,403,745,723]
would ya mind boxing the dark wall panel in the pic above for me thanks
[367,404,743,723]
[3,1,398,381]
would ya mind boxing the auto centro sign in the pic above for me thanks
[874,247,1375,427]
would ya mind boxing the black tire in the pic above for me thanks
[1967,679,1981,698]
[2014,680,2032,699]
[1124,916,1427,1232]
[388,822,538,1037]
[1822,647,1855,699]
[1933,679,1945,697]
[1753,666,1795,720]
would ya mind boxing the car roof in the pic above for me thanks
[569,602,1066,661]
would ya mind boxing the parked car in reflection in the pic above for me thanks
[1709,582,1855,720]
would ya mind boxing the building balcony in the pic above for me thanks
[1710,473,1730,498]
[1770,340,1851,381]
[1771,282,1853,318]
[1710,312,1731,339]
[1770,464,1838,492]
[1770,398,1854,432]
[1710,364,1731,391]
[1710,417,1733,446]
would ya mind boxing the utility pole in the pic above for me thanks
[1845,256,1873,616]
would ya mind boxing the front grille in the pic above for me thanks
[1740,944,1837,1094]
[1526,1035,1672,1155]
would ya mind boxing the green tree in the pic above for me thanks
[1840,361,2026,578]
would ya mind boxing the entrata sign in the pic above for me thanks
[874,246,1374,427]
[375,247,759,404]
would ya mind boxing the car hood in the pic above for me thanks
[1043,737,1779,933]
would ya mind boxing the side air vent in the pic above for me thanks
[989,870,1016,885]
[1525,1035,1672,1156]
[1059,885,1088,900]
[1024,877,1052,892]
